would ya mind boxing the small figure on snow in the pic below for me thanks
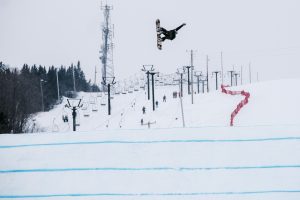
[163,95,166,102]
[173,91,178,98]
[142,106,146,114]
[62,115,68,122]
[155,101,159,108]
[141,118,144,125]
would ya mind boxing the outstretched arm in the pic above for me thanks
[175,23,186,31]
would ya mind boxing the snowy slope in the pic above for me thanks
[34,78,300,131]
[0,79,300,200]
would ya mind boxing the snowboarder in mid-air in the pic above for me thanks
[156,19,186,50]
[159,23,186,41]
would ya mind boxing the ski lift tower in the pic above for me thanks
[100,3,114,92]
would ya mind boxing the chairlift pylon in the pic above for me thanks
[81,101,89,110]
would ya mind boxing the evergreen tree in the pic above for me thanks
[0,60,97,133]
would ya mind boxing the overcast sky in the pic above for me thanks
[1,0,300,84]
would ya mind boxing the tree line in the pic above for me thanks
[0,61,99,134]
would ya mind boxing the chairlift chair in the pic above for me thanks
[81,102,89,110]
[52,118,59,132]
[92,104,98,112]
[100,97,106,106]
[89,96,96,104]
[61,108,69,123]
[83,106,90,117]
[128,87,133,93]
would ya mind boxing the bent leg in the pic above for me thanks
[159,27,168,34]
[160,36,166,42]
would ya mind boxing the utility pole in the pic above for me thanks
[212,71,221,90]
[149,72,158,111]
[240,65,243,85]
[191,51,194,104]
[228,70,235,86]
[174,76,185,128]
[234,72,239,86]
[180,73,183,97]
[72,64,76,92]
[56,70,60,101]
[147,71,150,99]
[94,66,97,88]
[177,67,185,97]
[142,65,154,100]
[249,62,252,84]
[221,51,224,85]
[40,79,46,112]
[206,55,209,93]
[187,50,195,104]
[65,99,82,131]
[201,79,205,93]
[194,71,202,94]
[185,66,192,95]
[101,77,116,115]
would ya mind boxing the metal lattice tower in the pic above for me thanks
[100,3,114,91]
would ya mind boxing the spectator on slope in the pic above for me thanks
[142,106,146,114]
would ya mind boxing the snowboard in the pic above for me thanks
[156,19,162,50]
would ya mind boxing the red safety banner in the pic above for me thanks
[221,85,250,126]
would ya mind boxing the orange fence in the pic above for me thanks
[221,85,250,126]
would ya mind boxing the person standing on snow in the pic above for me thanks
[142,106,146,114]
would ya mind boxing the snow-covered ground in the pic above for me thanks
[1,79,300,200]
[33,78,300,131]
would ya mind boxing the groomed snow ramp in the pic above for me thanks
[1,126,300,200]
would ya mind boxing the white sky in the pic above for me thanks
[1,0,300,84]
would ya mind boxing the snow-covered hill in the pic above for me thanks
[1,79,300,200]
[34,78,300,131]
